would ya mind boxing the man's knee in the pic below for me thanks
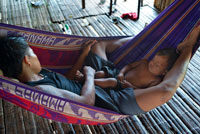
[91,41,108,60]
[91,41,106,52]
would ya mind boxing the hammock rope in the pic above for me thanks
[0,0,200,125]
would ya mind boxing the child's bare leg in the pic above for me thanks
[95,71,106,78]
[94,78,117,88]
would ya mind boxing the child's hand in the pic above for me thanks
[117,73,124,81]
[121,80,134,88]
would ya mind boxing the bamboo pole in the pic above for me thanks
[0,99,5,134]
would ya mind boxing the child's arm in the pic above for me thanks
[117,60,144,81]
[95,78,137,89]
[94,78,117,88]
[120,80,137,89]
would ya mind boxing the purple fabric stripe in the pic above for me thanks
[148,1,200,60]
[109,0,200,69]
[107,0,181,61]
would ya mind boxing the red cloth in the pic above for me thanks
[121,12,138,20]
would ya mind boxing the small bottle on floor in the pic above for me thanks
[99,0,106,5]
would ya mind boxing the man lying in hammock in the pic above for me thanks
[0,26,199,115]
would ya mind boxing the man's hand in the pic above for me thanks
[83,66,95,79]
[81,66,96,106]
[178,25,200,52]
[75,66,96,82]
[65,40,97,79]
[81,40,97,56]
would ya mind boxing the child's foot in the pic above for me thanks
[75,70,85,82]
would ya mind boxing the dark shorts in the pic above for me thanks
[85,51,123,90]
[85,51,120,77]
[85,51,145,115]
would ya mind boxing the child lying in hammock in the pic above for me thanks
[76,48,179,89]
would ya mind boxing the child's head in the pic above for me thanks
[148,48,179,76]
[0,36,41,79]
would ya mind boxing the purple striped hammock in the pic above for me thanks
[0,0,200,125]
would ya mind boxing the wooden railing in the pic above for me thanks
[154,0,175,11]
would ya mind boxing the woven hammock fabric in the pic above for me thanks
[0,0,200,125]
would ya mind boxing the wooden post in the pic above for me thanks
[82,0,85,9]
[109,0,113,15]
[154,0,175,11]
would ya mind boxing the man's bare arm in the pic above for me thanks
[65,40,96,79]
[36,66,96,106]
[134,26,200,112]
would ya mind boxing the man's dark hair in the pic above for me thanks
[0,36,28,78]
[156,48,180,71]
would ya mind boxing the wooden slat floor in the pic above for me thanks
[0,0,200,133]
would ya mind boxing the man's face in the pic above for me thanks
[26,47,42,73]
[148,55,169,76]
